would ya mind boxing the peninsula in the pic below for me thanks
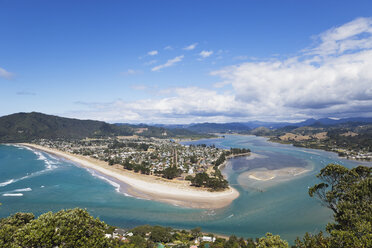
[20,138,243,209]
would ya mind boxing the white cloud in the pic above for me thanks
[121,69,142,75]
[306,17,372,56]
[68,18,372,123]
[152,55,184,72]
[67,87,241,123]
[183,43,198,50]
[148,50,158,56]
[164,46,173,50]
[211,17,372,120]
[0,67,13,79]
[199,50,213,58]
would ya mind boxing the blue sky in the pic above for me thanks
[1,0,372,123]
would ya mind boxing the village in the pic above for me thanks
[32,136,250,190]
[105,227,219,248]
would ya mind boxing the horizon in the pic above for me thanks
[3,111,372,126]
[1,1,372,124]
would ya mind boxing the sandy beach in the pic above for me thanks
[242,167,310,181]
[20,143,239,209]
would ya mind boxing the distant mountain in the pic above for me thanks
[0,112,207,142]
[174,117,372,134]
[294,117,372,127]
[185,122,252,134]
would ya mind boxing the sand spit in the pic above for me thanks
[20,143,239,209]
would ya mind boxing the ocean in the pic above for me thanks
[0,135,370,242]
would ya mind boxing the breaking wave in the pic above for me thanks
[0,146,61,188]
[86,169,121,193]
[2,193,23,197]
[13,187,32,192]
[0,179,14,187]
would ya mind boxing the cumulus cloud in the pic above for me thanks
[148,50,158,56]
[69,18,372,123]
[183,43,198,50]
[0,67,13,79]
[210,17,372,120]
[67,87,242,123]
[199,50,213,58]
[152,55,184,72]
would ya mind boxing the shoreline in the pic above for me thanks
[266,137,372,162]
[19,143,240,209]
[218,152,252,170]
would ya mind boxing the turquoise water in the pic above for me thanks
[0,135,370,242]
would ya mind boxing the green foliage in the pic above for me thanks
[210,237,227,248]
[295,231,329,248]
[225,235,241,248]
[161,166,182,179]
[191,227,202,239]
[214,153,226,167]
[0,112,133,142]
[190,169,228,190]
[128,235,147,248]
[0,208,113,248]
[131,224,153,236]
[149,226,172,243]
[306,164,372,248]
[229,148,251,155]
[257,233,289,248]
[0,213,35,246]
[109,140,150,151]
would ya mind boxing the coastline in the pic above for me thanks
[218,152,252,170]
[19,143,240,209]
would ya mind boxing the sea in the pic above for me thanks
[0,135,370,242]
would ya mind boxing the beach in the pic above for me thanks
[237,166,311,192]
[243,167,310,181]
[19,143,239,209]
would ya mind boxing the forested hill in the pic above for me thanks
[0,112,206,142]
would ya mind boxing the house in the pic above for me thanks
[201,236,216,242]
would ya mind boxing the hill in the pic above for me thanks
[0,112,209,142]
[0,112,133,142]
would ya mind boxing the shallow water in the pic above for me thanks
[0,135,370,242]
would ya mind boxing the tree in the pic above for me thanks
[149,226,172,243]
[308,164,372,247]
[225,235,240,248]
[295,231,329,248]
[191,172,209,187]
[257,233,289,248]
[191,227,202,239]
[162,166,182,179]
[0,212,35,246]
[128,235,147,248]
[0,208,113,248]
